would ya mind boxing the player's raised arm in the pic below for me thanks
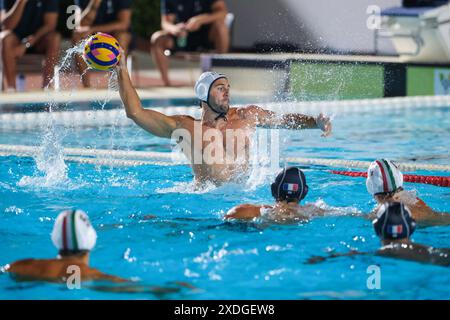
[115,50,178,138]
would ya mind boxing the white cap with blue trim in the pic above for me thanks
[194,71,227,102]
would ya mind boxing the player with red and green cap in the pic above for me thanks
[366,159,450,226]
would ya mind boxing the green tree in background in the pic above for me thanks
[57,0,161,39]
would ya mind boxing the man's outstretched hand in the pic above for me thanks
[116,46,127,71]
[316,113,332,137]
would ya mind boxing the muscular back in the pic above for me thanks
[6,258,126,283]
[225,203,323,223]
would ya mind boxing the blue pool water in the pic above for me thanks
[0,100,449,299]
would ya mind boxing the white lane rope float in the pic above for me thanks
[0,144,186,167]
[0,106,200,129]
[0,95,449,129]
[1,144,449,172]
[283,157,450,172]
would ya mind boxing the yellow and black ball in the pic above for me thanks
[83,32,121,71]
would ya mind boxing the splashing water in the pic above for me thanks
[52,42,86,94]
[245,128,282,190]
[18,118,69,188]
[156,180,218,194]
[18,45,84,188]
[18,40,119,188]
[313,199,363,217]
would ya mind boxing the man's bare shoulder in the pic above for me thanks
[8,258,100,281]
[225,203,269,220]
[8,258,61,279]
[235,203,267,210]
[234,105,264,119]
[395,192,446,223]
[227,203,260,214]
[170,115,198,130]
[172,114,196,123]
[8,258,36,270]
[9,258,66,269]
[11,258,35,265]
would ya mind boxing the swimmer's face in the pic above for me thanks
[208,78,230,114]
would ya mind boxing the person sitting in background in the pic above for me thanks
[306,202,450,267]
[2,209,128,283]
[0,0,61,91]
[73,0,132,88]
[366,159,450,227]
[151,0,229,86]
[225,167,325,223]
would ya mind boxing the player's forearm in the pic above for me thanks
[117,66,176,138]
[2,0,27,30]
[280,114,318,129]
[420,211,450,227]
[117,67,144,119]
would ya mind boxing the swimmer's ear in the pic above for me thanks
[302,185,309,200]
[270,182,278,199]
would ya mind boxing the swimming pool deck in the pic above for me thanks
[0,83,269,105]
[0,86,194,104]
[0,61,202,104]
[0,49,204,103]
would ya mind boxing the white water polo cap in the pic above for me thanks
[194,71,227,103]
[366,159,403,195]
[51,209,97,252]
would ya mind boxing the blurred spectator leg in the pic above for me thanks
[150,30,174,86]
[1,31,19,91]
[34,31,61,89]
[72,32,90,88]
[209,19,229,53]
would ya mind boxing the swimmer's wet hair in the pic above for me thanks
[58,249,90,257]
[374,187,404,199]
